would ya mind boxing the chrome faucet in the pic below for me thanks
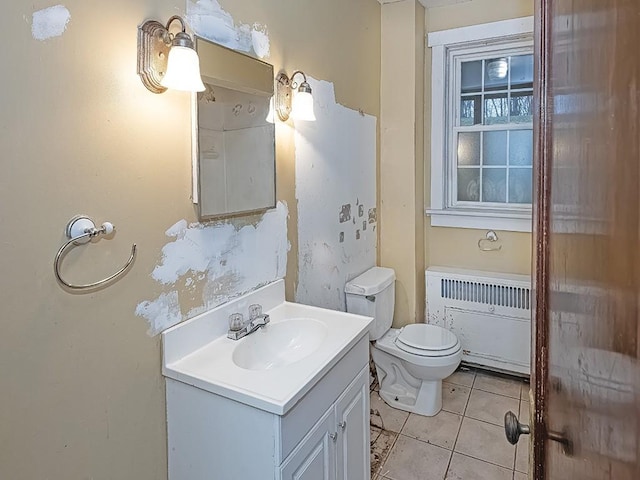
[227,304,270,340]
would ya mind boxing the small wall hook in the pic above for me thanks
[54,215,137,291]
[478,230,502,252]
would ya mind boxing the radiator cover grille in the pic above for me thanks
[426,267,532,375]
[440,278,531,310]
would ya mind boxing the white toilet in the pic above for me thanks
[345,266,462,416]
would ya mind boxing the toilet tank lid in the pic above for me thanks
[345,267,395,296]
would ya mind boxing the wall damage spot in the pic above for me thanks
[295,78,377,310]
[136,202,289,336]
[368,207,377,224]
[339,204,352,223]
[186,0,270,59]
[31,5,70,41]
[135,292,181,337]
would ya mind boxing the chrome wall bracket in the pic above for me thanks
[54,215,137,291]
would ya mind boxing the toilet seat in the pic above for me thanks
[394,324,461,357]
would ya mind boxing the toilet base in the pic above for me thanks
[377,378,443,417]
[371,330,461,417]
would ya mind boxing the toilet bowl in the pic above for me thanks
[345,267,462,416]
[372,326,462,416]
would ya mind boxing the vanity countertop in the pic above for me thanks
[162,280,372,415]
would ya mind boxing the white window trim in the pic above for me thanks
[427,17,534,233]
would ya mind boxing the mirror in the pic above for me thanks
[192,37,276,219]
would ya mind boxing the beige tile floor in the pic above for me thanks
[370,367,530,480]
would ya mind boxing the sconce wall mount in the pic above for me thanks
[138,20,170,94]
[275,72,293,121]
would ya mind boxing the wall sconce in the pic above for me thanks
[137,15,205,94]
[275,71,316,122]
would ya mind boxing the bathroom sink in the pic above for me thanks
[232,318,328,370]
[162,280,373,414]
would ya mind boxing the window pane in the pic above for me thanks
[510,92,533,123]
[457,132,481,165]
[509,130,533,165]
[457,168,480,202]
[510,54,534,89]
[460,95,481,126]
[483,168,507,203]
[461,60,482,94]
[484,57,509,91]
[484,93,508,124]
[483,130,507,165]
[509,168,533,203]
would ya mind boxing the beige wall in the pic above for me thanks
[379,0,426,328]
[0,1,380,478]
[424,0,534,277]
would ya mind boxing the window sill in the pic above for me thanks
[426,208,532,233]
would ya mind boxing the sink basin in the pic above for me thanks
[163,280,373,414]
[232,318,328,371]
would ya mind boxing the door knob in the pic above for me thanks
[504,411,530,445]
[329,432,338,442]
[338,421,347,430]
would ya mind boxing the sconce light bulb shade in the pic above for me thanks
[266,96,276,124]
[291,90,316,121]
[160,46,206,92]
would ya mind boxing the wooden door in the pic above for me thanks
[532,0,640,478]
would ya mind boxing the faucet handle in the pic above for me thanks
[248,304,263,320]
[229,313,244,331]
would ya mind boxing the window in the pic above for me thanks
[428,17,534,232]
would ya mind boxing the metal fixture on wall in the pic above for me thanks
[137,15,205,94]
[275,71,316,122]
[54,215,137,291]
[478,230,502,251]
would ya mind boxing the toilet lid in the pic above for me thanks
[396,324,459,351]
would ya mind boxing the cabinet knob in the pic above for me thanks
[329,432,338,442]
[338,421,347,430]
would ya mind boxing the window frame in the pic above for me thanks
[427,17,535,232]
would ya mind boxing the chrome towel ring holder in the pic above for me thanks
[54,215,137,291]
[478,230,502,252]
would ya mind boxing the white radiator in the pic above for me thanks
[426,267,531,376]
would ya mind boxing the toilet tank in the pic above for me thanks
[345,267,395,341]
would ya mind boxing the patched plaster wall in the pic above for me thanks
[0,0,380,478]
[294,79,377,310]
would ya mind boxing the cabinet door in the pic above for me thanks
[335,367,369,480]
[279,407,337,480]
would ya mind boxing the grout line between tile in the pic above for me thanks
[453,451,517,473]
[472,385,522,400]
[445,383,473,478]
[376,426,403,477]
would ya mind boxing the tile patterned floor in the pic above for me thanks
[370,367,530,480]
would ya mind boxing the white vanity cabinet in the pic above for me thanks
[166,335,371,480]
[280,365,369,480]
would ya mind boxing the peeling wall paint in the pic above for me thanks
[31,5,70,41]
[295,79,377,311]
[186,0,270,58]
[136,202,289,336]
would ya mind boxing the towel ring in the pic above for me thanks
[478,230,502,252]
[54,215,137,291]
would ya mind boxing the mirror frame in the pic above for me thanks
[191,36,276,220]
